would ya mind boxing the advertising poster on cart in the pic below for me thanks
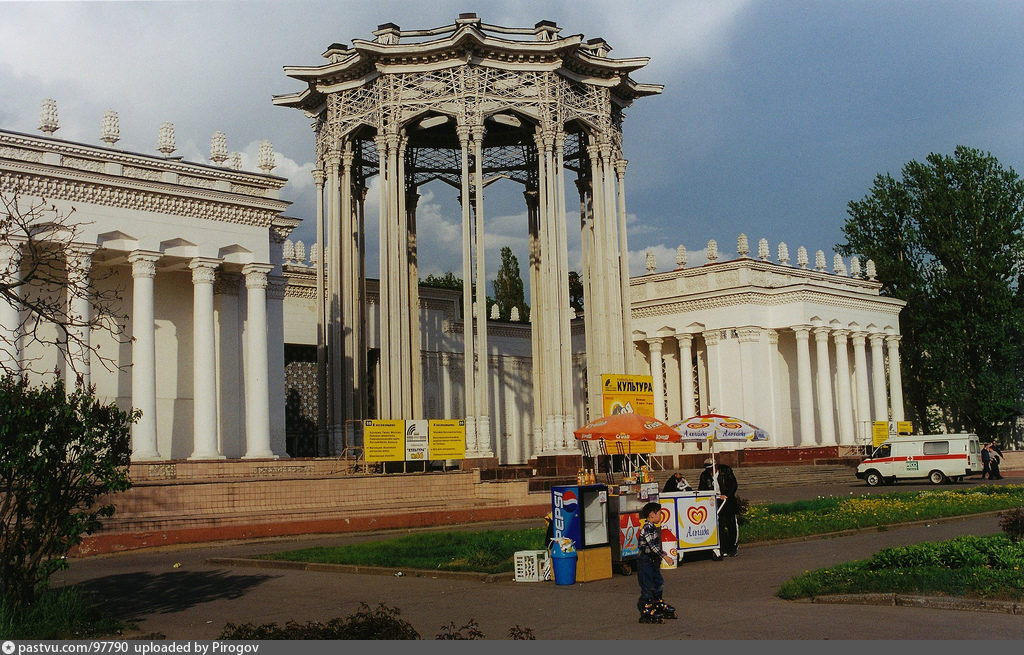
[676,494,719,552]
[656,499,678,569]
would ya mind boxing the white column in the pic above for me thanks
[813,327,837,446]
[702,330,722,412]
[615,158,632,362]
[456,126,476,449]
[852,332,871,443]
[129,250,161,460]
[440,352,451,419]
[869,333,888,422]
[242,263,275,459]
[472,125,492,455]
[64,246,95,388]
[676,333,695,419]
[0,242,22,373]
[737,327,761,422]
[312,166,328,455]
[189,258,222,459]
[833,329,855,445]
[886,335,905,422]
[793,326,815,446]
[647,337,665,420]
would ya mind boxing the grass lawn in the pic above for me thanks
[777,534,1024,601]
[259,485,1024,575]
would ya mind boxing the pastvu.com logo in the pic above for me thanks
[3,640,16,654]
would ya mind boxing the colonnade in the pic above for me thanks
[640,325,905,446]
[0,242,276,461]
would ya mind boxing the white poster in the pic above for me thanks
[405,419,429,461]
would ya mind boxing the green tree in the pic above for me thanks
[0,376,137,608]
[492,247,528,321]
[837,146,1024,442]
[568,271,584,315]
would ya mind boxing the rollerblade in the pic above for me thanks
[654,595,677,619]
[637,598,664,624]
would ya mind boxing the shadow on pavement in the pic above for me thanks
[71,570,274,619]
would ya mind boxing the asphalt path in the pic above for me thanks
[56,474,1024,642]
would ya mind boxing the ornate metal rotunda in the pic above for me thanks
[274,14,661,458]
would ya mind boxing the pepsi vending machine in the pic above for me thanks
[551,484,610,549]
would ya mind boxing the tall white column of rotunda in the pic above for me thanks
[886,335,905,422]
[599,140,625,372]
[312,165,329,455]
[676,333,696,419]
[793,326,816,446]
[129,250,161,460]
[0,242,22,372]
[832,328,856,444]
[736,327,764,422]
[456,125,477,452]
[471,125,493,456]
[812,326,837,446]
[325,145,345,441]
[242,263,275,459]
[524,188,545,454]
[554,131,575,448]
[647,337,666,420]
[585,144,611,388]
[851,331,872,440]
[189,258,223,459]
[701,329,722,413]
[575,179,600,418]
[535,128,565,453]
[615,158,632,363]
[869,332,888,422]
[65,245,96,388]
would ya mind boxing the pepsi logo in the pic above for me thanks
[561,490,579,513]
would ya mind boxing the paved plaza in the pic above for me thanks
[55,472,1024,641]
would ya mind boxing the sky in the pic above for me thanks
[1,0,1022,285]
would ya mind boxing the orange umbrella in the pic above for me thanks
[573,413,682,442]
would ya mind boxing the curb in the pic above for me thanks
[205,557,514,583]
[810,593,1024,615]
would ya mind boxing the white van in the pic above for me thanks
[856,433,982,486]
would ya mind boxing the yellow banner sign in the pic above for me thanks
[601,440,657,454]
[363,420,405,462]
[872,421,890,448]
[896,421,913,435]
[602,374,655,416]
[428,419,467,459]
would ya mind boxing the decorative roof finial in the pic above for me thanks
[510,306,521,322]
[210,131,228,164]
[814,250,826,272]
[834,253,847,276]
[101,110,119,145]
[778,242,790,266]
[758,238,770,261]
[866,259,877,280]
[645,250,657,274]
[283,239,295,264]
[850,256,862,278]
[675,244,687,269]
[309,243,320,267]
[797,246,808,269]
[294,240,306,265]
[706,239,719,263]
[737,233,749,258]
[157,122,176,156]
[490,303,500,320]
[258,140,276,173]
[39,98,59,135]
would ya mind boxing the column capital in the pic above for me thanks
[702,329,721,346]
[792,324,813,339]
[812,326,832,340]
[869,332,886,346]
[831,328,850,342]
[128,250,161,278]
[647,336,664,349]
[242,262,273,289]
[189,257,221,284]
[615,158,628,176]
[311,166,325,186]
[885,334,902,345]
[850,331,868,345]
[455,124,471,144]
[674,332,693,347]
[736,326,763,343]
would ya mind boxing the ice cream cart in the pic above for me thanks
[606,481,660,575]
[658,490,722,561]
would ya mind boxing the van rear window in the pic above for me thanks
[923,441,949,455]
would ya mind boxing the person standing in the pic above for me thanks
[636,502,676,624]
[698,458,740,557]
[988,444,1004,480]
[981,443,992,480]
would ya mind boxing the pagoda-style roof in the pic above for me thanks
[273,14,663,113]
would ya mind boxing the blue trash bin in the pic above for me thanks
[550,542,577,585]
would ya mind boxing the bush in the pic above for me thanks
[219,603,420,640]
[0,587,128,639]
[998,507,1024,543]
[0,376,137,608]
